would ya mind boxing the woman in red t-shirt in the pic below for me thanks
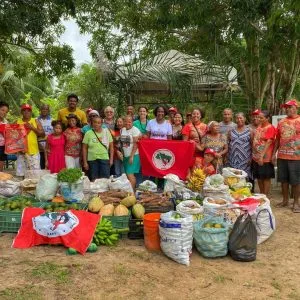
[182,107,208,157]
[64,114,83,169]
[252,111,276,196]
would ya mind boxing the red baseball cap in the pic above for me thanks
[281,99,298,108]
[251,109,262,116]
[21,104,32,111]
[204,148,216,157]
[168,107,178,113]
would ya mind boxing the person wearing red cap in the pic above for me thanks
[252,111,276,196]
[16,104,45,176]
[249,109,262,131]
[272,99,300,212]
[187,148,216,179]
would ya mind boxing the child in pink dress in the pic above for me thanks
[45,121,66,173]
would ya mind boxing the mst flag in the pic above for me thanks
[13,207,100,254]
[138,139,195,179]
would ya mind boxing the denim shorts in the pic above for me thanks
[88,159,110,181]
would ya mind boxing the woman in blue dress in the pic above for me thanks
[228,112,254,180]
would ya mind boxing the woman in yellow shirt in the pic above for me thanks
[16,104,44,177]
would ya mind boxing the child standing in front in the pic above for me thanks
[45,121,66,173]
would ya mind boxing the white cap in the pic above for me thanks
[88,110,100,116]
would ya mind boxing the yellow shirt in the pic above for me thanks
[57,108,88,126]
[17,118,39,155]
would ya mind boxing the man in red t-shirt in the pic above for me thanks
[272,100,300,212]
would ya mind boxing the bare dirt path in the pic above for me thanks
[0,190,300,300]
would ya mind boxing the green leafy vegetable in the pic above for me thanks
[57,168,82,184]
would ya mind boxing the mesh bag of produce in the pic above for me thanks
[194,216,230,258]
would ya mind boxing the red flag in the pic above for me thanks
[12,207,100,254]
[138,139,195,179]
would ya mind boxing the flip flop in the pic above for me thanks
[292,207,300,213]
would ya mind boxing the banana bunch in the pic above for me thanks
[187,168,206,192]
[93,218,128,246]
[224,176,239,187]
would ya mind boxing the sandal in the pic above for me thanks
[275,202,289,208]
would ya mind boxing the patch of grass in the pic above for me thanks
[271,280,281,291]
[214,275,226,283]
[127,249,151,261]
[0,285,42,300]
[30,262,70,284]
[113,263,134,276]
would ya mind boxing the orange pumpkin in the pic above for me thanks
[52,196,65,203]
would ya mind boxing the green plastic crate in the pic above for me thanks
[0,203,42,233]
[103,212,130,238]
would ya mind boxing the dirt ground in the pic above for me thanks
[0,187,300,300]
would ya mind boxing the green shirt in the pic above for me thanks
[133,119,148,135]
[82,129,112,161]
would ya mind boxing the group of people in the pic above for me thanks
[0,95,299,212]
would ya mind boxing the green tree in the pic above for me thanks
[0,0,76,77]
[57,63,118,111]
[76,0,300,112]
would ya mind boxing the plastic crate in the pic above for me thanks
[0,203,42,233]
[103,212,130,238]
[128,218,144,240]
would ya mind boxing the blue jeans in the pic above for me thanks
[88,159,110,181]
[113,159,124,177]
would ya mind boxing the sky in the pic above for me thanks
[60,19,92,65]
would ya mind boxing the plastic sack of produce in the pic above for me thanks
[36,174,58,201]
[109,174,133,193]
[0,180,20,197]
[228,214,257,262]
[176,200,203,221]
[59,179,84,203]
[251,195,276,244]
[159,211,193,266]
[163,174,185,193]
[203,175,231,200]
[222,167,247,187]
[89,178,109,193]
[25,170,50,179]
[203,197,240,225]
[193,216,230,258]
[138,180,157,192]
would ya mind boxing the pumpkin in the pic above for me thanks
[100,204,114,216]
[114,204,129,216]
[52,196,65,203]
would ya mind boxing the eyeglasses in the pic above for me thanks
[106,111,114,113]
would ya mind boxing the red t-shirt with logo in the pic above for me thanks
[277,115,300,160]
[192,157,216,176]
[252,124,276,163]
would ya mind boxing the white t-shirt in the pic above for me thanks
[146,119,172,140]
[120,126,141,157]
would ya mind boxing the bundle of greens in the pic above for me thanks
[57,168,82,184]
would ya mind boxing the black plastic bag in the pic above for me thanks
[228,214,257,262]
